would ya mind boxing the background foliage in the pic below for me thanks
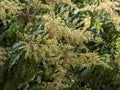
[0,0,120,90]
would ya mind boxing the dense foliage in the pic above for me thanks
[0,0,120,90]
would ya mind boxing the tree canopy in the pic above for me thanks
[0,0,120,90]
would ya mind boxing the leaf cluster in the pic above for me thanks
[0,0,120,90]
